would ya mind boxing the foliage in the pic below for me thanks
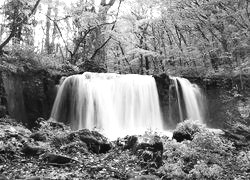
[0,44,79,73]
[174,119,206,138]
[188,161,223,180]
[236,151,250,171]
[0,0,250,75]
[192,130,235,153]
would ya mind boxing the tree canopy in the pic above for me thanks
[0,0,249,76]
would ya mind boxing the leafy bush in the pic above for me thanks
[188,161,223,180]
[3,44,78,72]
[8,44,36,60]
[192,131,235,154]
[36,119,71,142]
[173,119,206,140]
[236,151,250,171]
[160,140,198,178]
[160,159,188,179]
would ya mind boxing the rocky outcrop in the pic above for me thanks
[0,70,61,127]
[0,118,112,160]
[154,74,171,129]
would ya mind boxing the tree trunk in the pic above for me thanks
[51,0,59,55]
[92,0,116,65]
[45,0,52,54]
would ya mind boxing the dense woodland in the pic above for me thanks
[0,0,250,76]
[0,0,250,180]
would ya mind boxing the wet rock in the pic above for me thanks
[123,136,138,150]
[22,142,46,156]
[41,153,76,164]
[172,131,192,142]
[74,129,112,154]
[30,132,47,142]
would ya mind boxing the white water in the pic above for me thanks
[171,77,205,123]
[50,72,163,139]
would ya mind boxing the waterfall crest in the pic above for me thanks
[50,72,163,139]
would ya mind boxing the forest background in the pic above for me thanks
[0,0,250,76]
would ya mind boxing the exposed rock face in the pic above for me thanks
[154,74,171,129]
[0,70,60,127]
[0,74,7,118]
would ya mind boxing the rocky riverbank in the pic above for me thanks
[0,118,249,180]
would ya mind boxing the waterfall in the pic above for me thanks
[50,72,163,139]
[170,77,205,124]
[50,73,206,138]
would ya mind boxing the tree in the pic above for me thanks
[0,0,41,55]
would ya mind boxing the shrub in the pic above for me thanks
[159,159,188,180]
[188,161,223,180]
[173,120,206,142]
[3,44,78,72]
[236,151,250,171]
[191,131,235,154]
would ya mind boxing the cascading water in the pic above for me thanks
[50,72,163,139]
[169,77,206,124]
[50,73,206,139]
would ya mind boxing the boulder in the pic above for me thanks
[135,136,163,168]
[41,153,76,164]
[69,129,112,154]
[122,136,138,150]
[30,132,47,142]
[120,135,164,168]
[21,142,46,156]
[172,131,192,142]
